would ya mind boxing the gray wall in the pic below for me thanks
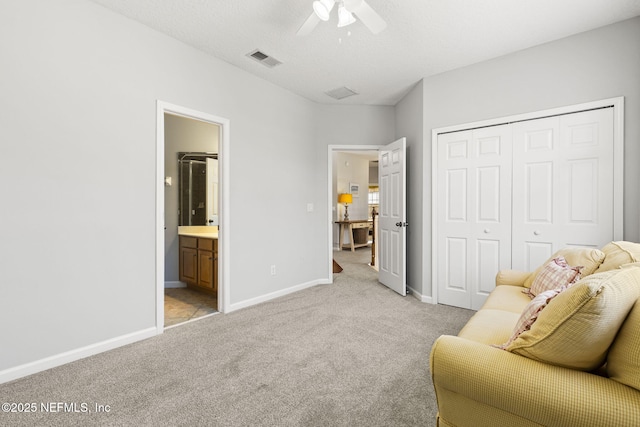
[0,0,319,373]
[419,16,640,299]
[394,81,425,298]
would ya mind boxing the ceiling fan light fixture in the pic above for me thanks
[337,4,356,28]
[313,0,334,21]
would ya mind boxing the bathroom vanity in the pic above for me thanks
[178,228,218,295]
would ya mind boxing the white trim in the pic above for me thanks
[612,100,624,240]
[326,144,383,282]
[432,97,624,135]
[431,126,439,306]
[164,281,187,289]
[0,327,156,385]
[430,97,625,305]
[164,312,220,330]
[226,279,330,313]
[156,101,231,334]
[407,286,433,304]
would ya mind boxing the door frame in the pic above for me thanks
[156,101,231,333]
[327,145,382,281]
[430,97,624,305]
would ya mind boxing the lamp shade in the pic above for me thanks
[338,193,353,204]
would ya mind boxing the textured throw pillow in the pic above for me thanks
[523,257,582,298]
[597,241,640,272]
[506,267,640,371]
[607,300,640,389]
[606,262,640,389]
[523,247,605,289]
[497,288,565,349]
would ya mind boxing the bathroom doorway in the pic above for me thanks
[156,101,230,332]
[164,115,219,327]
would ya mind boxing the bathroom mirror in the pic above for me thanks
[178,152,218,226]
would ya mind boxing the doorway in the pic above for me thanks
[156,101,230,333]
[328,139,408,296]
[165,116,219,327]
[327,142,408,296]
[330,147,379,269]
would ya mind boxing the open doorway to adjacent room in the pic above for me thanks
[156,102,230,331]
[328,139,408,297]
[330,148,380,271]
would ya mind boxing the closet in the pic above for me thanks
[434,102,622,310]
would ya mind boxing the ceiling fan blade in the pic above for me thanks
[297,12,320,36]
[344,0,387,34]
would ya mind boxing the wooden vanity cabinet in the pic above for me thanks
[179,235,218,294]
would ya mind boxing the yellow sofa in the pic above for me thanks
[430,241,640,427]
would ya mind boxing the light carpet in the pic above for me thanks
[0,250,474,426]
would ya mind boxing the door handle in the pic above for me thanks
[395,222,409,227]
[484,229,490,234]
[534,230,541,236]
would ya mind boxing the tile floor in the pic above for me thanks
[164,287,218,328]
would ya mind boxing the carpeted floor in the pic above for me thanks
[0,250,474,426]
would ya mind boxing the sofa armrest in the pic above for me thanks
[495,269,530,287]
[430,335,640,427]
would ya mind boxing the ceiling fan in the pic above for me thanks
[297,0,387,36]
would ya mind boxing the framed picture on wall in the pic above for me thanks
[349,182,359,197]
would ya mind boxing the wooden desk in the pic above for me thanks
[336,220,373,252]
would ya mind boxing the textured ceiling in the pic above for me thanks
[88,0,640,106]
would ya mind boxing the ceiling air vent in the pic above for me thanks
[247,49,282,68]
[325,86,358,100]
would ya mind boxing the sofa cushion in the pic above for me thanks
[523,247,605,289]
[495,269,531,287]
[481,284,531,314]
[606,263,640,390]
[524,256,581,297]
[506,267,640,370]
[457,309,520,345]
[597,241,640,272]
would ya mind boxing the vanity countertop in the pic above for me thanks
[179,231,218,239]
[178,226,218,239]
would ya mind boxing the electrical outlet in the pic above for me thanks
[270,265,276,275]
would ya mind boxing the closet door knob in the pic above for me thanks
[534,230,541,236]
[484,229,490,234]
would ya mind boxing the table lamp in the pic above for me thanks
[338,193,353,221]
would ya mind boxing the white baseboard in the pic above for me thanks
[0,327,157,385]
[407,286,434,304]
[227,279,327,313]
[164,281,186,288]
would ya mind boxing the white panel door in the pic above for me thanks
[206,158,219,225]
[437,125,512,309]
[512,108,614,271]
[378,138,406,296]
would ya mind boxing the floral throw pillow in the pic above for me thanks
[523,256,582,298]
